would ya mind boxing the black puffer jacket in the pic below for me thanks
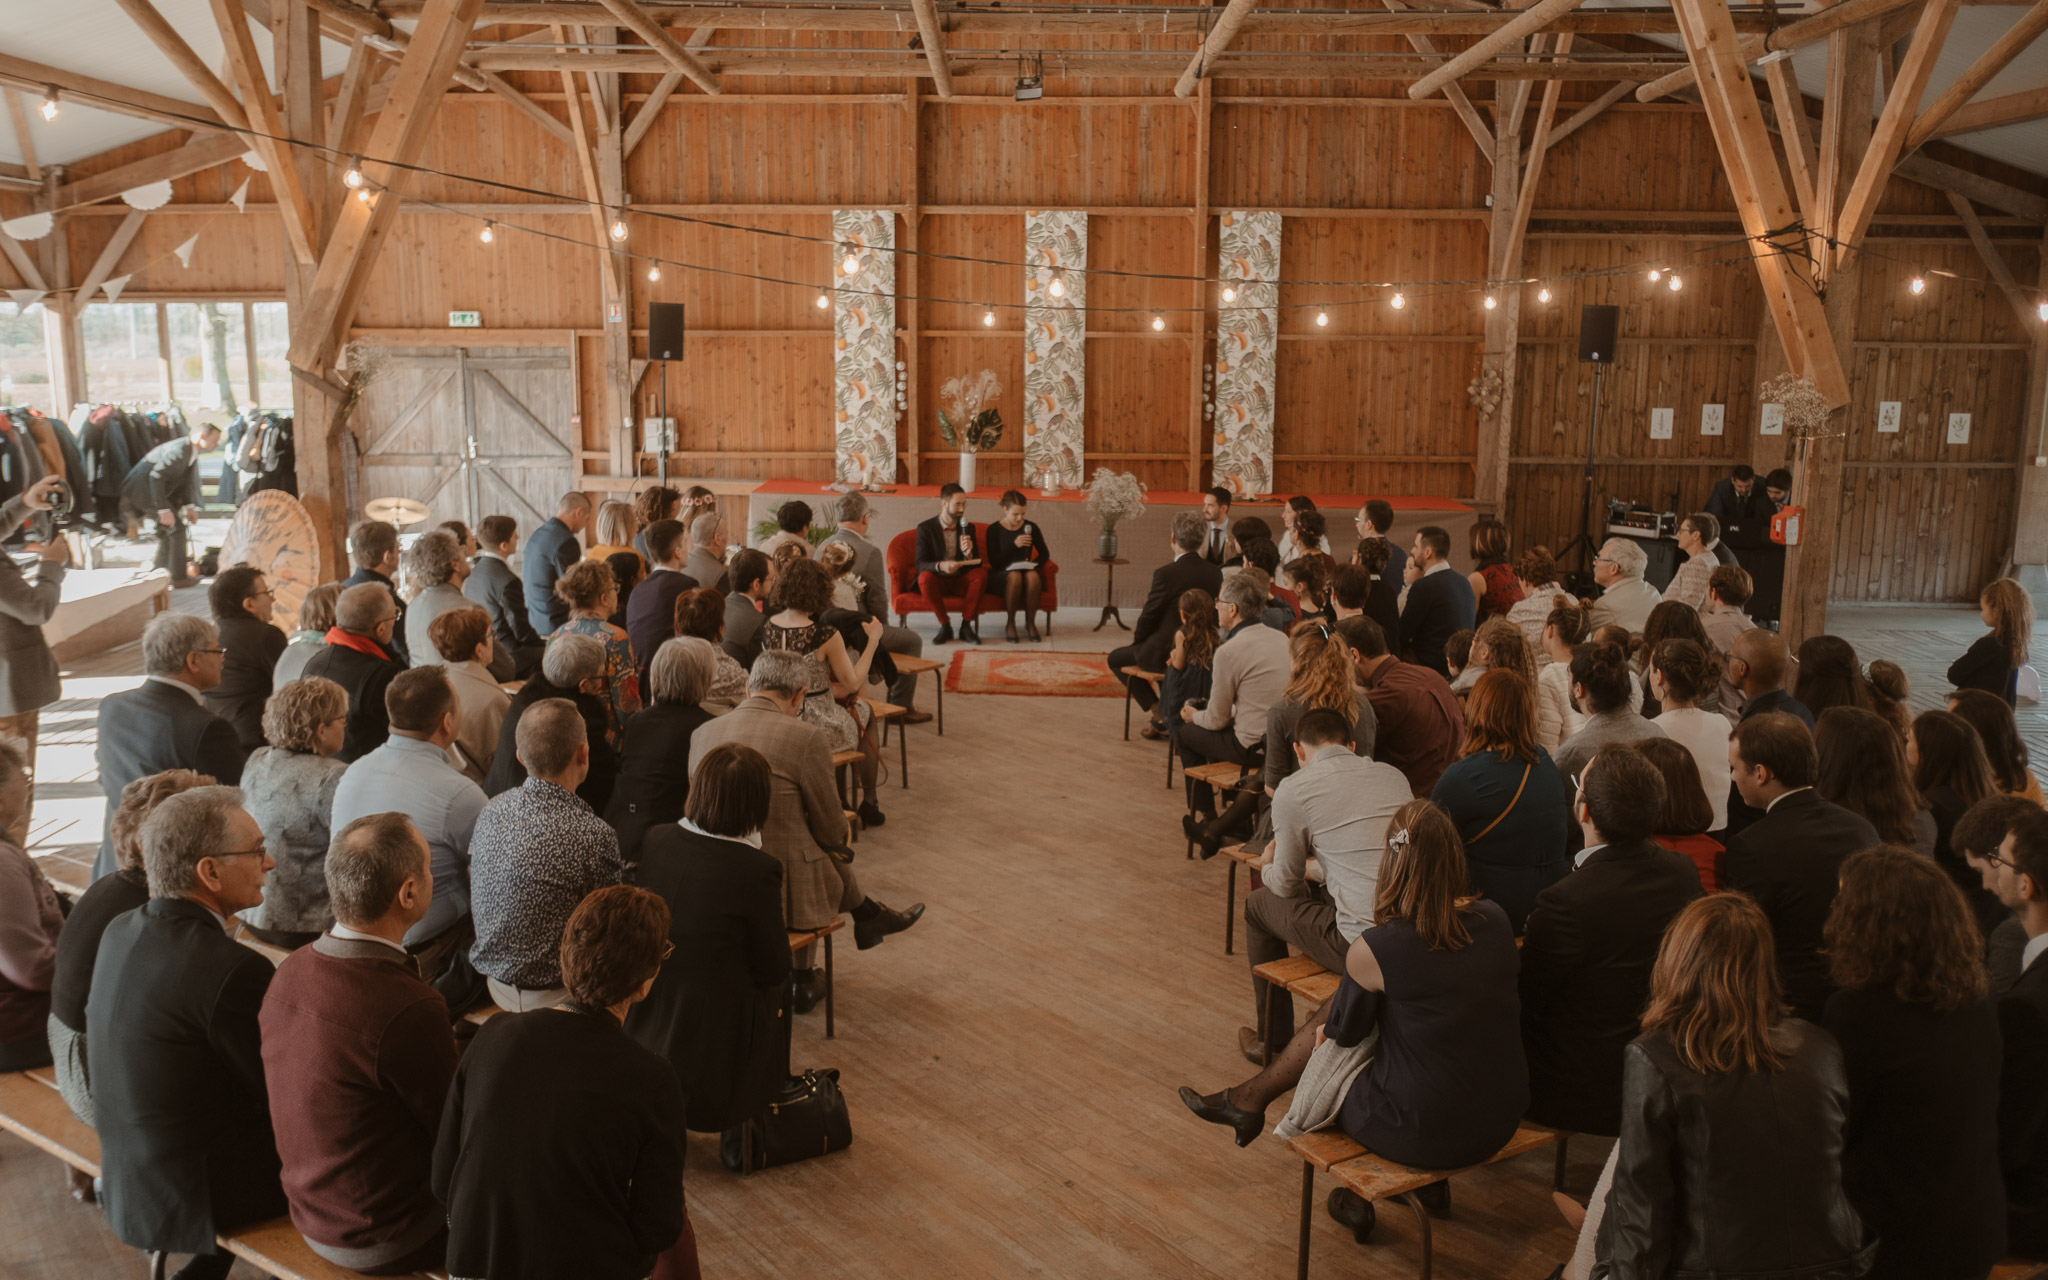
[1596,1018,1877,1280]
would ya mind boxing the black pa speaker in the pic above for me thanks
[649,302,686,362]
[1578,304,1619,364]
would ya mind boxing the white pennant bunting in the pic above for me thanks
[241,150,267,172]
[101,274,132,305]
[229,178,250,214]
[173,235,199,268]
[0,212,54,243]
[5,289,47,312]
[121,180,173,211]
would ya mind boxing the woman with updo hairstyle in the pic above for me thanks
[672,587,750,704]
[1948,687,2043,803]
[1473,618,1538,720]
[1552,641,1665,790]
[1156,588,1219,746]
[551,558,641,748]
[1648,637,1731,832]
[1866,659,1913,741]
[606,637,720,859]
[236,676,351,948]
[1263,625,1374,797]
[1910,708,2005,932]
[1793,634,1872,717]
[1432,669,1571,931]
[1507,546,1565,660]
[1282,555,1333,626]
[1536,595,1592,749]
[630,486,681,564]
[1276,496,1330,565]
[1816,705,1934,853]
[762,556,886,825]
[1636,601,1719,717]
[1350,536,1403,639]
[1465,517,1524,623]
[429,606,510,782]
[1634,736,1723,890]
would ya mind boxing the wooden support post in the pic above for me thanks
[155,302,174,405]
[243,300,259,408]
[1765,58,1821,240]
[1474,47,1526,517]
[38,169,82,416]
[1187,77,1212,493]
[593,28,633,484]
[208,0,320,266]
[554,32,624,305]
[903,80,923,486]
[624,70,681,157]
[1834,0,1961,266]
[1501,34,1572,281]
[2009,226,2048,582]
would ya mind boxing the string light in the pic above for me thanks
[342,158,364,189]
[1151,314,1165,331]
[982,305,996,327]
[354,188,372,205]
[1537,287,1551,303]
[1910,276,1927,295]
[479,222,494,244]
[2038,301,2048,322]
[1048,272,1065,298]
[609,217,627,241]
[841,246,860,275]
[1315,310,1329,327]
[1391,293,1406,310]
[1648,269,1662,282]
[1667,273,1683,292]
[1483,295,1497,310]
[1221,284,1237,303]
[647,263,661,282]
[38,87,57,122]
[815,291,830,309]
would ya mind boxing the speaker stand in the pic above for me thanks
[1556,360,1608,573]
[656,357,670,489]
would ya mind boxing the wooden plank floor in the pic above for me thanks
[2,597,2012,1279]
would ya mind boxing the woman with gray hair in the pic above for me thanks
[484,631,619,812]
[605,637,720,858]
[236,677,351,948]
[405,531,515,682]
[274,581,343,687]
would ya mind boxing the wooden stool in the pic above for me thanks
[1181,762,1244,857]
[1251,954,1342,1004]
[1119,666,1161,741]
[788,917,847,1039]
[831,747,864,808]
[890,654,946,734]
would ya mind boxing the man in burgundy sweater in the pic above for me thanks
[260,812,457,1275]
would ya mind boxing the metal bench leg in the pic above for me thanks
[1123,679,1134,740]
[934,670,944,736]
[1225,862,1237,955]
[149,1253,169,1280]
[1397,1191,1434,1280]
[1165,735,1175,788]
[1297,1161,1315,1280]
[1553,1133,1571,1192]
[823,932,836,1039]
[898,719,909,789]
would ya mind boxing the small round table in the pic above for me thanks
[1093,556,1131,632]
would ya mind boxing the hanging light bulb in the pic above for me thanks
[38,87,57,122]
[1315,310,1329,327]
[479,222,494,244]
[1538,287,1551,303]
[1151,314,1166,331]
[1483,294,1497,310]
[2037,300,2048,322]
[1390,293,1406,310]
[1667,273,1683,292]
[1910,275,1927,295]
[609,217,627,242]
[1648,268,1661,283]
[815,291,831,309]
[841,247,860,275]
[1221,284,1237,303]
[1048,273,1065,298]
[646,263,661,282]
[342,158,364,189]
[354,187,372,205]
[982,306,996,327]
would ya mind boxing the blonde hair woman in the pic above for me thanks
[586,500,643,570]
[1262,625,1373,797]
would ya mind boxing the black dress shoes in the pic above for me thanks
[854,901,926,950]
[933,623,954,645]
[1327,1188,1377,1242]
[1177,1086,1266,1148]
[791,969,826,1014]
[960,620,980,644]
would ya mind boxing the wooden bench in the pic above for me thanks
[1992,1263,2048,1280]
[789,917,847,1039]
[1118,666,1162,741]
[890,654,946,734]
[1219,844,1262,954]
[1287,1124,1560,1280]
[1182,762,1244,858]
[831,747,864,808]
[864,696,912,788]
[1252,954,1342,1005]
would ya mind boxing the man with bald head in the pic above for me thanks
[522,491,592,638]
[305,582,408,763]
[1721,627,1814,837]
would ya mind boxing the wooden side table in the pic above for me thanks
[1093,556,1131,631]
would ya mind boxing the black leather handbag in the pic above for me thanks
[719,1069,853,1172]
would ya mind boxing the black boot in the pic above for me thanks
[791,969,825,1014]
[853,900,925,949]
[1327,1188,1377,1243]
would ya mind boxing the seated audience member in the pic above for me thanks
[1180,573,1291,854]
[1635,737,1725,892]
[1662,512,1723,609]
[238,676,351,948]
[439,520,476,563]
[606,638,720,858]
[1242,708,1410,1063]
[332,667,487,994]
[1444,628,1478,695]
[1587,536,1661,635]
[1181,799,1529,1227]
[1823,845,2004,1280]
[1586,624,1648,715]
[1198,486,1232,565]
[607,554,647,640]
[1431,670,1572,933]
[1352,499,1407,584]
[345,519,412,665]
[1154,588,1218,746]
[428,607,510,783]
[50,771,212,1135]
[1283,554,1333,627]
[275,582,343,688]
[90,786,285,1280]
[1583,894,1873,1279]
[759,498,812,559]
[470,698,624,1013]
[1551,642,1664,791]
[1816,705,1934,854]
[1261,626,1375,798]
[304,582,408,764]
[631,486,681,564]
[1867,659,1914,741]
[585,499,643,569]
[1466,517,1523,623]
[1399,524,1475,677]
[722,548,773,669]
[205,565,287,751]
[1951,687,2045,803]
[0,741,59,1069]
[1794,634,1874,719]
[1341,544,1402,642]
[1110,512,1223,729]
[1953,576,2033,707]
[1536,595,1592,750]
[550,560,641,749]
[685,511,731,595]
[1277,496,1331,565]
[405,531,511,683]
[1722,627,1814,838]
[1700,564,1757,717]
[1957,793,2044,994]
[1472,618,1539,708]
[1521,745,1702,1139]
[486,632,620,812]
[464,515,545,680]
[689,650,923,1013]
[626,518,695,692]
[1226,515,1273,571]
[260,812,456,1276]
[1648,638,1732,832]
[1634,601,1719,718]
[913,484,986,643]
[628,743,792,1133]
[1506,547,1565,660]
[673,586,750,705]
[762,557,886,826]
[1991,808,2048,1257]
[1724,712,1880,1020]
[985,489,1052,642]
[1237,550,1299,631]
[434,886,694,1280]
[1337,615,1465,795]
[1914,708,2007,935]
[824,492,928,719]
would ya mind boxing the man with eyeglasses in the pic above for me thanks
[91,612,246,881]
[88,785,284,1280]
[1956,793,2044,995]
[305,582,409,763]
[1586,536,1662,635]
[1991,807,2048,1258]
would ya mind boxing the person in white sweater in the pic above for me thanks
[1646,637,1732,831]
[1537,598,1593,751]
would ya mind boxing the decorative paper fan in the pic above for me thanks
[218,491,323,627]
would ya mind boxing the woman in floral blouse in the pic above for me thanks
[549,560,641,749]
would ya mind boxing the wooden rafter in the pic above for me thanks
[326,35,378,157]
[1501,33,1573,278]
[910,0,955,98]
[589,0,723,94]
[1176,0,1265,97]
[207,0,320,266]
[1410,0,1586,100]
[0,52,227,133]
[1835,0,1962,264]
[1637,0,1924,102]
[110,0,251,132]
[4,91,38,183]
[554,26,625,300]
[470,49,1685,80]
[624,69,682,156]
[1537,79,1635,156]
[0,230,46,293]
[73,211,148,305]
[1382,0,1493,159]
[1906,0,2048,153]
[1932,84,2048,138]
[1950,190,2039,326]
[1764,57,1822,241]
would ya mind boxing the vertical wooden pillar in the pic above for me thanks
[155,302,174,404]
[2007,227,2048,589]
[593,37,632,487]
[902,81,922,486]
[37,168,83,413]
[1187,78,1212,494]
[1474,104,1520,518]
[242,300,259,408]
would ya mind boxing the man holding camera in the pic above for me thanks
[0,474,71,845]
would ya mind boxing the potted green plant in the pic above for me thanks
[937,369,1003,492]
[1084,468,1148,561]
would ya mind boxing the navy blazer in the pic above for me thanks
[92,680,245,880]
[1723,789,1880,1021]
[521,517,583,639]
[626,568,699,690]
[464,554,543,656]
[1400,567,1476,677]
[1131,552,1223,666]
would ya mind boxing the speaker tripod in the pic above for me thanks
[1555,359,1608,576]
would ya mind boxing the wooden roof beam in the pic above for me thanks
[1905,0,2048,152]
[909,0,955,98]
[1500,32,1573,277]
[207,0,320,266]
[1175,0,1265,97]
[72,210,148,306]
[110,0,251,133]
[552,25,624,299]
[0,52,228,133]
[0,230,46,293]
[1835,0,1961,263]
[1765,57,1822,240]
[1949,190,2039,326]
[1637,0,1924,102]
[1930,83,2048,138]
[1410,0,1586,100]
[589,0,723,93]
[466,49,1685,78]
[4,91,39,183]
[1382,0,1493,159]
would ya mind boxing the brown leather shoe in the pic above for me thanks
[899,708,933,725]
[1238,1025,1270,1067]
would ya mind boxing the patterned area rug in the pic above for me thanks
[944,649,1124,697]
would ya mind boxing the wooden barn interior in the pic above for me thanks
[6,0,2048,1277]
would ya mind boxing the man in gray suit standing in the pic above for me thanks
[683,511,731,595]
[0,474,68,846]
[824,491,930,724]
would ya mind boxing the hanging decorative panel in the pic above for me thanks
[1211,211,1281,497]
[832,209,898,483]
[1022,209,1087,489]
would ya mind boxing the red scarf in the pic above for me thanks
[323,626,392,662]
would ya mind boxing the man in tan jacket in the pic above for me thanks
[688,649,923,1012]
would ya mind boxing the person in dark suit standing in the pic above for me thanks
[1198,487,1232,566]
[1705,464,1771,561]
[1107,511,1222,730]
[1398,524,1476,677]
[1723,711,1880,1021]
[341,519,411,666]
[88,786,285,1280]
[121,419,219,586]
[1994,808,2048,1258]
[627,741,792,1134]
[1521,744,1704,1139]
[1352,499,1408,585]
[0,473,69,847]
[722,548,773,670]
[605,638,719,859]
[913,483,987,644]
[303,583,407,764]
[625,519,697,694]
[464,515,545,680]
[522,491,592,640]
[91,613,245,881]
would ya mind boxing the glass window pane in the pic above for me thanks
[0,301,52,417]
[78,302,164,407]
[252,302,289,411]
[164,302,249,417]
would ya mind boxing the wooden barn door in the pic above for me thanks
[353,346,574,533]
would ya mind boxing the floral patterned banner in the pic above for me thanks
[1023,210,1087,489]
[833,209,898,483]
[1212,211,1281,497]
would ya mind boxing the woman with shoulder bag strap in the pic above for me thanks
[1429,670,1573,933]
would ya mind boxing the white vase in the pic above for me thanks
[958,450,977,493]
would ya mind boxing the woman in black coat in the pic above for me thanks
[628,742,792,1134]
[604,637,718,859]
[203,565,287,752]
[1823,846,2006,1280]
